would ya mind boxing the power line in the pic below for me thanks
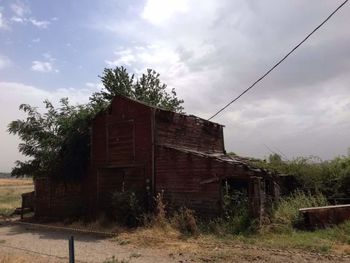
[208,0,349,120]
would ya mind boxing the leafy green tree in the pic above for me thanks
[8,99,96,181]
[91,66,184,112]
[134,69,184,112]
[90,66,134,108]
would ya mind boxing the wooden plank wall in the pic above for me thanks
[97,166,146,210]
[34,178,84,217]
[155,110,225,153]
[155,146,252,216]
[89,96,153,213]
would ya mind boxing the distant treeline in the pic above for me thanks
[0,172,11,178]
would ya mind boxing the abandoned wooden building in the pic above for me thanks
[34,95,280,219]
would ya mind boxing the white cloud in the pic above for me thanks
[142,0,189,25]
[31,61,58,73]
[106,44,186,81]
[10,2,30,17]
[10,16,50,28]
[29,18,50,29]
[32,38,40,43]
[106,49,136,66]
[85,82,103,90]
[0,55,11,69]
[9,2,50,29]
[31,53,58,72]
[0,11,10,29]
[11,16,25,23]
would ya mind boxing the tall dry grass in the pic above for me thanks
[0,183,33,216]
[0,178,32,186]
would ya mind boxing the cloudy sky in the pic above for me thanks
[0,0,349,172]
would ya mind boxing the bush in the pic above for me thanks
[154,191,166,224]
[200,188,255,236]
[249,154,350,201]
[103,256,129,263]
[272,191,328,231]
[222,189,248,219]
[110,191,144,227]
[171,207,198,236]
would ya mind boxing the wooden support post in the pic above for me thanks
[69,236,75,263]
[248,177,266,225]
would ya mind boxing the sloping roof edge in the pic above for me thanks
[158,144,276,176]
[110,95,225,127]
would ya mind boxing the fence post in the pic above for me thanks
[69,236,75,263]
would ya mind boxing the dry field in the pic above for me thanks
[0,252,63,263]
[0,178,33,217]
[0,179,32,187]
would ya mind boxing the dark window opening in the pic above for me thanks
[221,178,249,216]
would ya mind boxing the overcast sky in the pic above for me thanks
[0,0,349,172]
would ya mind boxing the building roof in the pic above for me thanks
[110,95,225,127]
[158,144,275,177]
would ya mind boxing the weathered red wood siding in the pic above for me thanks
[89,96,153,212]
[155,146,251,215]
[155,109,225,153]
[34,178,50,216]
[34,178,84,217]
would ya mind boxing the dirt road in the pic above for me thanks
[0,222,349,263]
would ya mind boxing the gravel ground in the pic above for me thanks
[0,223,349,263]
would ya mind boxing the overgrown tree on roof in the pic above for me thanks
[91,66,184,112]
[8,66,184,180]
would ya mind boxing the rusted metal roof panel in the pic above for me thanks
[300,204,350,228]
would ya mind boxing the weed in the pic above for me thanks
[112,237,131,246]
[110,191,144,227]
[270,190,328,232]
[118,240,131,246]
[153,191,166,225]
[201,188,254,236]
[129,252,141,258]
[171,207,198,236]
[103,256,129,263]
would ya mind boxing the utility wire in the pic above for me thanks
[208,0,349,120]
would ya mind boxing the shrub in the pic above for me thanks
[199,188,255,236]
[141,191,168,228]
[272,190,328,231]
[171,207,198,236]
[154,191,166,224]
[110,191,144,227]
[222,189,248,219]
[103,256,129,263]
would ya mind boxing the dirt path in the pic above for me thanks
[0,223,349,263]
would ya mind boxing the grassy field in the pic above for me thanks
[0,178,33,216]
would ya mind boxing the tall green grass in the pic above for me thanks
[271,191,328,231]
